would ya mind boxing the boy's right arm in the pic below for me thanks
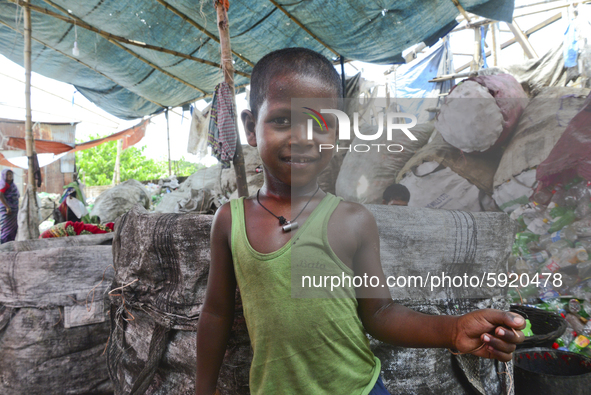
[196,203,236,395]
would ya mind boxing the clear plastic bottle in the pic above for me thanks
[547,239,574,256]
[538,226,578,248]
[572,216,591,238]
[533,188,553,206]
[522,250,549,263]
[550,185,567,206]
[577,238,591,251]
[555,247,589,265]
[574,191,591,220]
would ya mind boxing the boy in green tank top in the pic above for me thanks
[196,48,525,395]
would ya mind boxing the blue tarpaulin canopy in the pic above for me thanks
[0,0,514,120]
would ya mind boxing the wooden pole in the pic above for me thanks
[508,19,537,59]
[471,27,482,71]
[112,139,122,185]
[490,22,500,67]
[24,0,35,191]
[215,1,248,198]
[166,108,172,176]
[454,13,562,73]
[154,0,255,67]
[450,0,471,22]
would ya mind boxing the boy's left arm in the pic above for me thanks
[351,205,525,362]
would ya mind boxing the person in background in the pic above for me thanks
[382,183,410,206]
[0,169,20,243]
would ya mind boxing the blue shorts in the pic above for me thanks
[368,375,391,395]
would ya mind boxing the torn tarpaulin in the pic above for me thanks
[536,92,591,187]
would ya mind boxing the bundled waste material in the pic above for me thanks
[155,165,221,213]
[335,123,433,204]
[396,132,501,211]
[0,235,114,394]
[155,147,263,212]
[493,87,590,212]
[508,177,591,358]
[90,179,151,223]
[435,74,528,153]
[107,204,515,394]
[159,175,180,190]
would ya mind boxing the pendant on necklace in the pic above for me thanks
[278,216,288,226]
[282,221,298,233]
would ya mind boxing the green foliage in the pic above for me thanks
[76,135,204,186]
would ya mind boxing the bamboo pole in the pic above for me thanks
[490,22,500,67]
[471,27,482,72]
[215,1,248,198]
[22,0,40,239]
[454,13,561,73]
[154,0,255,67]
[508,19,537,59]
[450,0,471,22]
[112,139,122,185]
[23,0,35,191]
[165,108,172,176]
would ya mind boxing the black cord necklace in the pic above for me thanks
[256,185,320,232]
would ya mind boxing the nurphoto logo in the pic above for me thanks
[303,107,419,153]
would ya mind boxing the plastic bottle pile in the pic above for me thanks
[508,178,591,356]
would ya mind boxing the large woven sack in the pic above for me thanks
[106,206,249,395]
[335,123,433,204]
[396,132,502,211]
[0,239,114,394]
[0,232,113,252]
[435,74,528,153]
[492,87,590,212]
[107,204,515,395]
[91,179,150,223]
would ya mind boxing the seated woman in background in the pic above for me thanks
[0,169,20,244]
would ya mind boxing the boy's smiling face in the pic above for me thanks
[242,71,339,189]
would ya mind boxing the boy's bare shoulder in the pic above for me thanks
[211,201,233,234]
[332,199,378,234]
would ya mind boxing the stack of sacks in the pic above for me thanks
[396,132,501,211]
[435,74,528,153]
[493,87,590,212]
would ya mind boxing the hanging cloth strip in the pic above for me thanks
[207,82,237,169]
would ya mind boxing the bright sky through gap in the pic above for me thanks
[0,0,584,168]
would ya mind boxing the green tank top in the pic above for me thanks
[230,192,380,395]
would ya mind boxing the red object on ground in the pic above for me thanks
[537,93,591,188]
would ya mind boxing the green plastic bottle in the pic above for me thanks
[513,232,539,255]
[522,319,534,337]
[548,210,576,233]
[567,334,590,353]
